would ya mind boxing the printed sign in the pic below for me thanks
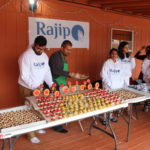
[29,17,89,48]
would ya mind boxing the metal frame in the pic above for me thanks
[118,104,133,142]
[1,87,150,150]
[1,136,19,150]
[89,112,118,150]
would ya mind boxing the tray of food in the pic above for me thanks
[112,88,148,103]
[58,89,126,119]
[26,96,63,122]
[0,105,46,133]
[27,88,125,122]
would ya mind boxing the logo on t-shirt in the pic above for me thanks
[121,59,131,63]
[33,62,45,69]
[109,69,120,73]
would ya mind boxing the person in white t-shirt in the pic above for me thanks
[101,48,126,125]
[18,36,53,143]
[142,50,150,84]
[142,50,150,112]
[118,41,136,85]
[101,48,126,90]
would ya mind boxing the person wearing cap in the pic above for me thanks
[18,35,53,143]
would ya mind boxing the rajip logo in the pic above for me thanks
[71,25,84,41]
[36,22,85,41]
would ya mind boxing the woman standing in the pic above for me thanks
[141,50,150,112]
[142,50,150,84]
[135,46,150,112]
[101,48,125,90]
[118,41,136,85]
[135,46,150,82]
[101,48,125,125]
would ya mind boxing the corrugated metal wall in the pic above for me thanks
[0,0,150,108]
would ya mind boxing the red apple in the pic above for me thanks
[39,84,44,89]
[83,81,87,85]
[87,79,91,83]
[60,84,64,88]
[75,81,79,85]
[52,83,57,87]
[67,81,71,86]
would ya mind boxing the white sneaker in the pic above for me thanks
[30,137,40,143]
[38,129,46,134]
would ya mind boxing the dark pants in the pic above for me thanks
[144,100,150,107]
[44,81,64,131]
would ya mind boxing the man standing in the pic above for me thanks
[49,40,77,133]
[18,35,53,143]
[49,40,76,86]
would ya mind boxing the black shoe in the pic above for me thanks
[55,128,68,133]
[101,120,108,126]
[110,117,118,123]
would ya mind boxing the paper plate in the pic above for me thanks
[77,75,89,80]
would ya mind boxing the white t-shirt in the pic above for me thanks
[142,58,150,84]
[18,47,53,90]
[101,58,125,90]
[121,57,135,85]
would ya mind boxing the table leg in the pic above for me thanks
[107,113,118,150]
[9,138,13,150]
[1,139,5,150]
[134,104,138,120]
[126,103,132,142]
[78,120,84,132]
[88,118,96,136]
[88,114,118,150]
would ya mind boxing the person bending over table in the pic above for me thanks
[18,36,53,143]
[49,40,81,133]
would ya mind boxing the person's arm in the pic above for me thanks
[142,60,147,76]
[142,60,150,83]
[142,60,150,77]
[135,51,146,60]
[49,53,70,77]
[44,66,53,88]
[135,46,146,60]
[19,55,35,89]
[101,61,111,88]
[130,57,136,69]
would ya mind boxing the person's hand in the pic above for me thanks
[139,45,146,52]
[74,73,80,79]
[69,72,81,79]
[69,72,75,78]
